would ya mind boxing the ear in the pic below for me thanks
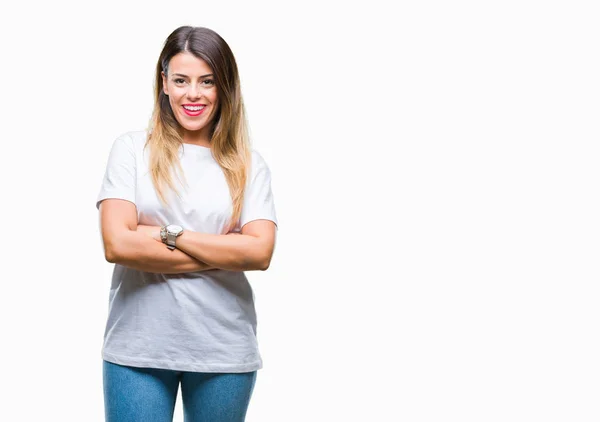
[161,71,169,96]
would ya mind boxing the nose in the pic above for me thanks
[187,83,202,100]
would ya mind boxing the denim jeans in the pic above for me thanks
[103,360,257,422]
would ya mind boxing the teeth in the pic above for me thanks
[183,105,205,111]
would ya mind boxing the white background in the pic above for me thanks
[0,0,598,421]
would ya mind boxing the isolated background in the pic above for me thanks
[0,0,598,421]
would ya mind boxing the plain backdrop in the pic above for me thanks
[0,0,598,421]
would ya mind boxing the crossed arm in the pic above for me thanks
[99,199,276,274]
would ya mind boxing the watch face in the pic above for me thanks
[167,224,183,234]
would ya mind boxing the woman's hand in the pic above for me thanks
[137,224,162,242]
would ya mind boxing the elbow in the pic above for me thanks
[258,247,274,271]
[241,258,269,272]
[102,230,134,264]
[259,255,272,271]
[245,256,270,271]
[104,241,120,264]
[105,247,117,263]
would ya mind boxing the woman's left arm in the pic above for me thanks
[137,220,276,272]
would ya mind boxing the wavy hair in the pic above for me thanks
[145,26,251,233]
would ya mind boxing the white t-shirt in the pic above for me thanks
[95,130,278,373]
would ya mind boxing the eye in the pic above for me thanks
[174,78,186,84]
[203,79,215,85]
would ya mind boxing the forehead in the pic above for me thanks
[168,52,213,76]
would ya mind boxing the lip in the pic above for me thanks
[181,105,207,117]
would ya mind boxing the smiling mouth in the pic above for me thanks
[182,105,206,116]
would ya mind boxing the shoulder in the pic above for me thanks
[249,149,271,172]
[110,130,147,155]
[246,149,274,185]
[121,129,147,150]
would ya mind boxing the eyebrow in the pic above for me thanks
[172,73,214,78]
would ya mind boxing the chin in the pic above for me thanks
[182,124,208,132]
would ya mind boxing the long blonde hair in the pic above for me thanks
[144,26,251,233]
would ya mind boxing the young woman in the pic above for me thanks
[96,26,278,422]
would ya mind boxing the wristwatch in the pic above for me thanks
[160,224,184,250]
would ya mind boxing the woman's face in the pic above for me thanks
[162,52,219,142]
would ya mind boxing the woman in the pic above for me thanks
[96,26,278,422]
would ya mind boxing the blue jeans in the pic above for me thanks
[103,360,257,422]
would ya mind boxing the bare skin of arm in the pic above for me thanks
[100,199,238,274]
[137,220,276,272]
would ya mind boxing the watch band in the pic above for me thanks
[160,225,168,244]
[166,232,178,250]
[161,224,183,250]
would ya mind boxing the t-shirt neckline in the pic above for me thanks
[180,143,212,154]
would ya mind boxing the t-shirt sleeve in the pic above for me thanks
[95,134,137,210]
[239,151,278,229]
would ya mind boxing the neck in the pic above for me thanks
[183,128,212,147]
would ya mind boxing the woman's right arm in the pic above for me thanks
[99,198,217,274]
